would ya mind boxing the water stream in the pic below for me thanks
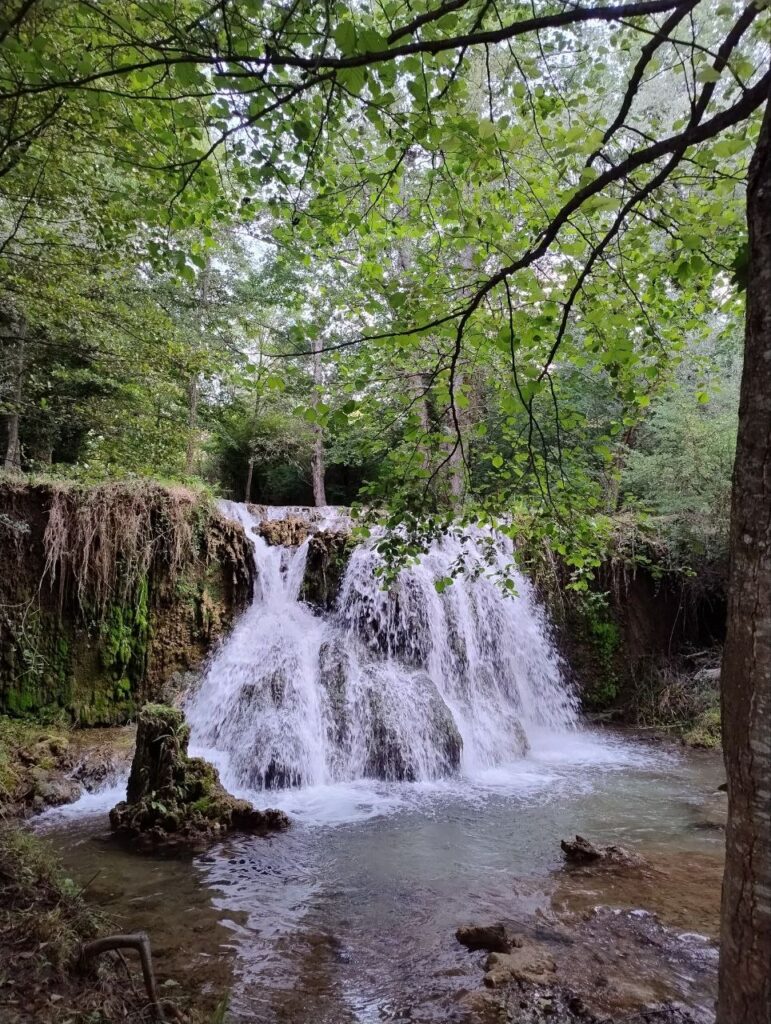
[187,503,577,796]
[37,505,727,1022]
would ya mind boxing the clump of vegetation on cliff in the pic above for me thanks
[0,479,253,725]
[42,480,208,617]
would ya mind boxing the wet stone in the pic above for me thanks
[483,944,557,987]
[561,835,648,869]
[456,922,512,953]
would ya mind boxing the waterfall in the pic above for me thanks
[186,503,578,793]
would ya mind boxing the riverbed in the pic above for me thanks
[37,728,725,1023]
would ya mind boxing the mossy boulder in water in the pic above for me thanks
[110,704,289,849]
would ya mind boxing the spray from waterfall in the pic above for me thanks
[186,503,577,794]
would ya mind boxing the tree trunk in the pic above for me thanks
[245,457,254,503]
[184,374,198,476]
[185,259,210,477]
[716,88,771,1024]
[3,317,24,472]
[447,377,466,502]
[446,245,475,504]
[311,336,327,506]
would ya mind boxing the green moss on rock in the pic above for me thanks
[0,481,253,725]
[300,530,353,610]
[110,704,289,850]
[563,596,623,712]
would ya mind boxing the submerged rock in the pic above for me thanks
[109,703,289,850]
[483,943,557,988]
[456,922,513,953]
[561,835,647,869]
[459,907,714,1024]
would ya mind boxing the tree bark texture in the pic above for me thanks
[717,86,771,1024]
[185,260,210,477]
[311,336,327,506]
[184,374,198,476]
[2,317,24,471]
[245,456,254,503]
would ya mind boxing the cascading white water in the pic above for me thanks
[187,503,578,794]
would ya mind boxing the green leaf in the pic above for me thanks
[334,21,357,54]
[696,66,721,83]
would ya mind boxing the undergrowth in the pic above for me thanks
[631,656,722,747]
[0,717,71,811]
[0,826,100,970]
[0,825,224,1023]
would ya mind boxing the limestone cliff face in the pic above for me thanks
[0,481,253,724]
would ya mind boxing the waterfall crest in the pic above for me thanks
[186,503,577,793]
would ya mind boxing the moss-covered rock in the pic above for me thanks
[258,515,310,547]
[109,704,289,850]
[0,481,253,725]
[300,530,353,610]
[0,718,75,815]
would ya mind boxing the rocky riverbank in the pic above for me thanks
[455,836,722,1024]
[0,716,134,818]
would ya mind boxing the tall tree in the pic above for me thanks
[310,333,327,507]
[718,82,771,1024]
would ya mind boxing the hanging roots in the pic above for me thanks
[43,481,206,618]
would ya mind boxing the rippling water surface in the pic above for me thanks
[40,729,725,1023]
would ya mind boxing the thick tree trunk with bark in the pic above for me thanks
[184,374,198,476]
[3,317,24,472]
[311,336,326,506]
[717,90,771,1024]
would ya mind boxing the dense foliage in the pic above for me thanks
[1,1,767,585]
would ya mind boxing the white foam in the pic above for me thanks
[188,506,581,797]
[34,779,127,830]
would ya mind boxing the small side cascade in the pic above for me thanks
[186,503,578,793]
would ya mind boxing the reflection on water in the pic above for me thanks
[40,730,725,1023]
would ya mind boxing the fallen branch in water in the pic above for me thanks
[80,932,165,1022]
